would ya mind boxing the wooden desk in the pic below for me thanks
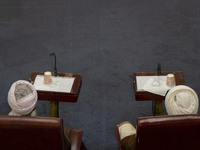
[133,72,185,115]
[29,72,82,117]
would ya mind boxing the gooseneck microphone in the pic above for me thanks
[50,52,57,76]
[157,63,161,76]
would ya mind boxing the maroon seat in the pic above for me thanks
[117,114,200,150]
[0,115,84,150]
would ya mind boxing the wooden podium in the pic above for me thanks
[29,72,82,117]
[133,72,185,115]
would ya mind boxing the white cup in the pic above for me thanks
[166,74,175,87]
[44,71,52,84]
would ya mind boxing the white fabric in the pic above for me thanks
[118,122,136,140]
[165,85,199,115]
[8,80,37,116]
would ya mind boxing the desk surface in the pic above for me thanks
[29,72,82,102]
[133,72,185,101]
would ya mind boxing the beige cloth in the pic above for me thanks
[118,121,136,150]
[118,121,136,140]
[165,85,199,115]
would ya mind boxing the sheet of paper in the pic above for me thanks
[33,75,75,93]
[136,76,159,91]
[136,76,174,96]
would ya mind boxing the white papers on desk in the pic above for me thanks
[33,75,75,93]
[136,76,173,96]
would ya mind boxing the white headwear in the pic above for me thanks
[118,121,136,141]
[165,85,199,115]
[8,80,37,116]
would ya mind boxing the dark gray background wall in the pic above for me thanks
[1,0,200,149]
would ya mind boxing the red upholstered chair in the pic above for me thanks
[0,115,85,150]
[116,114,200,150]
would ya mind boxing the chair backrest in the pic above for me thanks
[136,114,200,150]
[0,115,67,150]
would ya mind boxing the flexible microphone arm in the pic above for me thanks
[50,52,57,76]
[157,63,161,76]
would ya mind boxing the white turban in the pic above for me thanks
[118,121,136,140]
[165,85,199,115]
[8,80,37,116]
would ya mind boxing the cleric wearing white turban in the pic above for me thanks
[8,80,37,116]
[117,85,199,150]
[7,80,84,149]
[165,85,199,115]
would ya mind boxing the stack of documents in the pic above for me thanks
[33,75,75,93]
[136,76,174,96]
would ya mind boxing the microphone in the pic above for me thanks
[50,52,57,76]
[157,63,161,76]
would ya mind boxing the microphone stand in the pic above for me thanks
[157,63,161,76]
[50,53,57,76]
[50,52,59,117]
[153,63,163,116]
